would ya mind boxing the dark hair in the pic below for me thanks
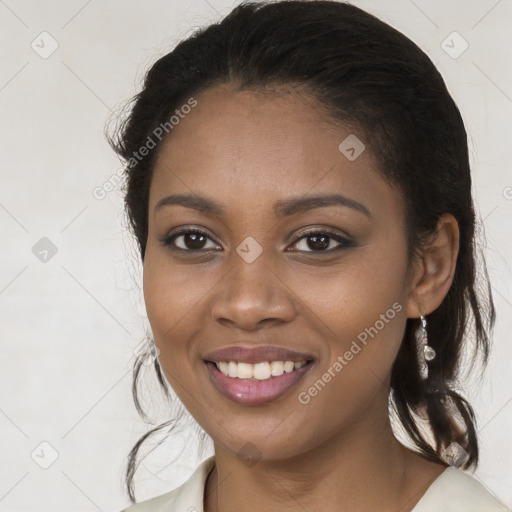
[107,0,495,503]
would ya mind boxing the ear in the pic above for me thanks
[405,213,460,318]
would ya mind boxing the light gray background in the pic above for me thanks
[1,0,511,510]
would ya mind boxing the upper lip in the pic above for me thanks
[203,345,316,364]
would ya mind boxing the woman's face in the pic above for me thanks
[143,84,416,461]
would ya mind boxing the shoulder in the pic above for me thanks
[118,456,216,512]
[413,466,511,512]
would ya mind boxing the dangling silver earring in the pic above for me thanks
[415,315,436,380]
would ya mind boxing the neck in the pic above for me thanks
[204,393,444,512]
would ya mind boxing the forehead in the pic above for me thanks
[150,84,401,219]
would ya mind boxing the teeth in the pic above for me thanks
[253,362,271,380]
[270,361,284,376]
[284,361,295,373]
[237,362,253,379]
[228,361,238,378]
[214,360,307,380]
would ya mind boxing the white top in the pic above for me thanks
[120,456,510,512]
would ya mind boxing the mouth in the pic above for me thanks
[212,359,310,379]
[204,357,315,406]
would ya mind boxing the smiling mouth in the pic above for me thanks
[204,359,315,406]
[211,360,312,380]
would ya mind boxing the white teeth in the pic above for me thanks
[237,362,253,379]
[253,362,271,380]
[270,361,284,376]
[214,360,308,380]
[284,361,295,373]
[228,361,238,378]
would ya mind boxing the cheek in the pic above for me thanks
[292,242,408,335]
[290,241,409,382]
[142,249,208,385]
[143,247,215,336]
[286,257,408,448]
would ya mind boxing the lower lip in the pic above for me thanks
[205,361,313,406]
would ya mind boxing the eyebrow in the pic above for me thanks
[154,193,371,218]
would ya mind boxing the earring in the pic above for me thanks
[415,315,436,380]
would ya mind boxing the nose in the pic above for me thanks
[211,255,296,331]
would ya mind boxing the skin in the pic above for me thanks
[143,83,459,511]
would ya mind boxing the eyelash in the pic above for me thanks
[159,227,354,254]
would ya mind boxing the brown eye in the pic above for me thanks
[181,232,208,250]
[161,228,221,251]
[305,234,330,251]
[289,230,353,253]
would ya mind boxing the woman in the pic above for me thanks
[111,1,509,510]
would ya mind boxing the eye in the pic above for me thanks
[288,229,353,253]
[160,228,221,252]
